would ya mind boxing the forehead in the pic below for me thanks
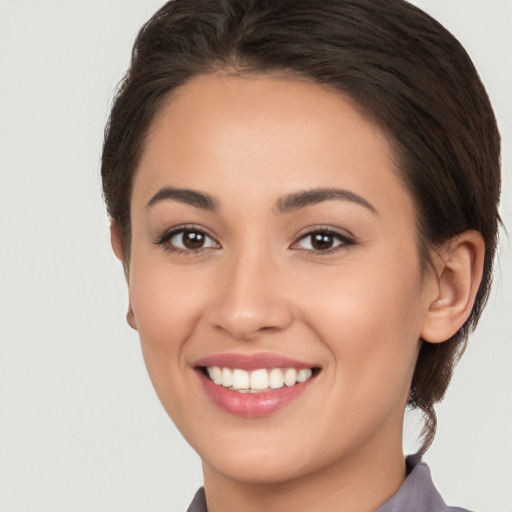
[132,73,414,222]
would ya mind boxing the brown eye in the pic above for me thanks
[294,230,353,253]
[181,230,206,249]
[162,228,219,252]
[311,233,336,250]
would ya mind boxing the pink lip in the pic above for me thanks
[194,352,316,371]
[194,353,319,418]
[197,372,316,418]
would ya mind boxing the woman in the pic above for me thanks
[101,0,501,510]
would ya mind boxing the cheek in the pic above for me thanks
[127,254,212,402]
[129,233,216,341]
[300,251,424,395]
[130,266,200,345]
[291,258,424,452]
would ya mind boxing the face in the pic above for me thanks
[126,74,434,485]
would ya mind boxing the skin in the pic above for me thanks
[112,73,485,512]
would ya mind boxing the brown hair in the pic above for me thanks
[101,0,501,452]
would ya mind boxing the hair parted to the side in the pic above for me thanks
[101,0,501,453]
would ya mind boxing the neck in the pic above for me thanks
[202,435,407,512]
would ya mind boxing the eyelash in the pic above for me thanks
[292,228,355,254]
[154,225,219,256]
[154,225,356,256]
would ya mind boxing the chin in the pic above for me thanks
[204,450,313,485]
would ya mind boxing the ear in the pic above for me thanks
[421,230,485,343]
[110,219,131,280]
[126,304,138,330]
[110,219,125,262]
[110,220,137,330]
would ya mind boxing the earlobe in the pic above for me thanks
[126,303,138,330]
[421,230,485,343]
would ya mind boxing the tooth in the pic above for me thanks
[269,368,284,389]
[297,368,312,383]
[232,369,250,390]
[250,369,269,390]
[210,366,222,385]
[284,368,297,387]
[221,368,233,387]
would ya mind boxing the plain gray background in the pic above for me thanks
[0,1,510,510]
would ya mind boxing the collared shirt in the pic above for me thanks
[186,454,473,512]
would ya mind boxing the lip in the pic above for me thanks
[194,352,319,418]
[194,352,316,371]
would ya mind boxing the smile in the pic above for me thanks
[205,366,314,393]
[195,353,320,417]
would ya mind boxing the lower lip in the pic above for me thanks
[197,370,315,418]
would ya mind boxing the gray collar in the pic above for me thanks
[375,453,472,512]
[186,454,472,512]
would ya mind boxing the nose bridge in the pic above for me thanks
[208,239,293,340]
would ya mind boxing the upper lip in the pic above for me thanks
[194,352,318,371]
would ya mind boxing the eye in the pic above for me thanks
[156,227,219,253]
[293,229,354,253]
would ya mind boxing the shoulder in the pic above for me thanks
[186,487,207,512]
[375,453,475,512]
[187,456,476,512]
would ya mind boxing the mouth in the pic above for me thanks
[194,353,321,417]
[200,366,319,393]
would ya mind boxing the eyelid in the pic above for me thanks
[154,224,221,253]
[291,226,356,253]
[153,224,355,255]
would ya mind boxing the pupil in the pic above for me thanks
[312,233,333,250]
[183,231,204,249]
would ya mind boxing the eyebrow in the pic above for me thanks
[146,186,377,215]
[276,188,378,215]
[146,187,219,211]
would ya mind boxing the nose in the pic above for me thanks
[206,246,294,341]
